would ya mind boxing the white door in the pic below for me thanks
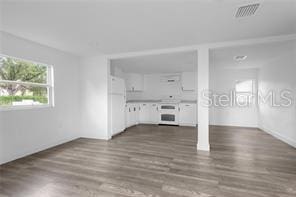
[111,95,125,135]
[179,103,197,126]
[150,103,159,124]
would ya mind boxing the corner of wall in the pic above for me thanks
[258,126,296,148]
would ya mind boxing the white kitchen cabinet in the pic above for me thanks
[130,104,136,126]
[126,103,139,127]
[139,103,159,124]
[125,104,130,128]
[135,104,140,124]
[127,102,197,127]
[181,72,196,91]
[139,103,150,123]
[150,103,159,124]
[179,103,197,126]
[110,76,125,94]
[126,73,144,91]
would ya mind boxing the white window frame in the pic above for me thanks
[235,79,254,105]
[0,54,54,111]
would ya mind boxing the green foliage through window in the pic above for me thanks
[0,55,50,107]
[0,96,48,106]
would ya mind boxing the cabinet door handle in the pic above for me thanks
[185,104,190,106]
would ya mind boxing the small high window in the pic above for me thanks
[0,54,54,110]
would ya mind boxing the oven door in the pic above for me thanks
[159,104,179,125]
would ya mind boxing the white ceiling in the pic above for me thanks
[211,40,296,69]
[1,0,296,56]
[111,51,197,74]
[111,40,296,74]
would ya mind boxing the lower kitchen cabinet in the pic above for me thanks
[139,103,150,123]
[150,103,159,124]
[139,103,159,124]
[179,103,197,126]
[125,103,139,128]
[125,104,131,128]
[126,102,196,128]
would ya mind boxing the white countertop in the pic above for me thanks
[126,100,197,104]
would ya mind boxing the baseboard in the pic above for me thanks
[197,143,210,151]
[137,122,196,127]
[179,123,197,127]
[210,124,258,129]
[112,129,126,138]
[258,126,296,148]
[138,121,158,125]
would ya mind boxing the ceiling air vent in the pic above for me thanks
[235,3,260,18]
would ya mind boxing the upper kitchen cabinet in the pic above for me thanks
[110,76,125,94]
[126,73,144,91]
[181,72,196,91]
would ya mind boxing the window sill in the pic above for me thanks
[0,104,54,112]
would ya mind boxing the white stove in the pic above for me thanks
[159,99,180,125]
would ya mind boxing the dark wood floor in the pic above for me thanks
[1,125,296,197]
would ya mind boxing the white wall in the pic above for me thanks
[0,32,81,164]
[126,73,197,101]
[210,68,258,127]
[257,46,296,147]
[80,55,110,140]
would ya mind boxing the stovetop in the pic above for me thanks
[160,99,181,104]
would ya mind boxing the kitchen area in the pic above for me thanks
[110,51,198,137]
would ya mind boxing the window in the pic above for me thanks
[0,54,54,110]
[235,80,254,105]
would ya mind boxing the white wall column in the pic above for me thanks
[197,47,210,151]
[80,55,110,140]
